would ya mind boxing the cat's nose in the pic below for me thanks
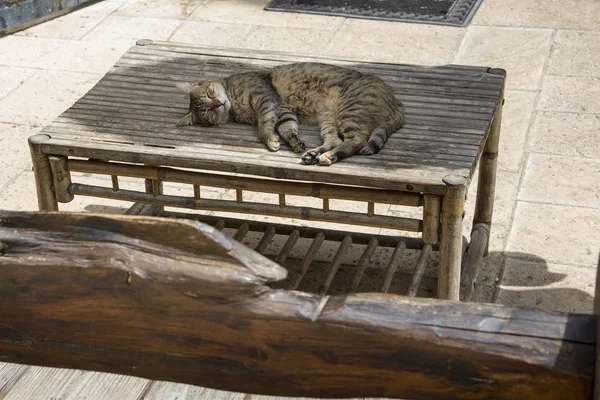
[212,99,223,108]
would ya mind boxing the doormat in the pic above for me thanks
[264,0,485,27]
[0,0,97,35]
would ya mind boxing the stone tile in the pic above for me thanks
[237,26,337,55]
[14,1,122,40]
[454,26,553,90]
[189,0,344,31]
[0,70,103,126]
[0,66,38,99]
[538,76,600,113]
[528,112,600,158]
[0,123,41,189]
[82,15,182,45]
[507,202,600,266]
[0,36,129,73]
[496,257,595,313]
[547,30,600,78]
[472,0,600,30]
[170,21,254,47]
[115,0,204,19]
[0,171,44,211]
[519,154,600,208]
[325,19,465,65]
[497,90,536,171]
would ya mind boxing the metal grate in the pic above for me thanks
[265,0,485,27]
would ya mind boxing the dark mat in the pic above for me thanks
[0,0,96,34]
[265,0,485,27]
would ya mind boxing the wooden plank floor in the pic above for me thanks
[40,40,504,194]
[0,362,361,400]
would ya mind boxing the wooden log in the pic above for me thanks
[460,223,490,301]
[28,134,58,211]
[0,211,595,400]
[438,175,467,300]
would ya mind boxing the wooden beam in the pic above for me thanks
[0,211,595,400]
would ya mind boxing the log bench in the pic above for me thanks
[0,211,597,400]
[28,39,506,302]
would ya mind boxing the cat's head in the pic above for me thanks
[175,81,230,127]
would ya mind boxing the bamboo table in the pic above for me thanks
[28,39,506,301]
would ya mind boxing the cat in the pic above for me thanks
[175,62,404,166]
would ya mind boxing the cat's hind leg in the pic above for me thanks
[255,98,281,152]
[318,128,368,166]
[276,106,305,153]
[301,117,342,165]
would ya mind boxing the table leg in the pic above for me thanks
[28,134,58,211]
[145,178,164,213]
[473,68,505,254]
[438,175,467,301]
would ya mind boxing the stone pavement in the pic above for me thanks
[0,0,599,398]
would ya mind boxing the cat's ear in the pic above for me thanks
[176,112,194,127]
[175,82,195,95]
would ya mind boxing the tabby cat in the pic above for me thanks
[175,62,403,166]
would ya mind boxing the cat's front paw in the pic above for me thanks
[318,152,338,166]
[266,135,280,152]
[301,150,320,165]
[290,137,306,153]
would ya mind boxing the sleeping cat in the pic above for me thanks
[175,62,403,166]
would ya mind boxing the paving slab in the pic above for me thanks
[237,26,337,54]
[548,30,600,78]
[325,19,465,64]
[472,0,600,30]
[0,70,103,126]
[0,123,40,189]
[528,112,600,158]
[507,201,600,266]
[81,15,182,45]
[115,0,205,20]
[538,76,600,114]
[454,26,553,91]
[496,90,536,172]
[170,21,254,47]
[0,36,129,73]
[519,153,600,208]
[0,66,38,100]
[14,1,122,40]
[189,0,345,31]
[496,257,595,313]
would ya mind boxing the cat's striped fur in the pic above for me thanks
[176,62,403,165]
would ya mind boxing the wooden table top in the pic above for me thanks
[39,40,505,195]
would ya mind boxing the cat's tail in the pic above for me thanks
[358,105,404,156]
